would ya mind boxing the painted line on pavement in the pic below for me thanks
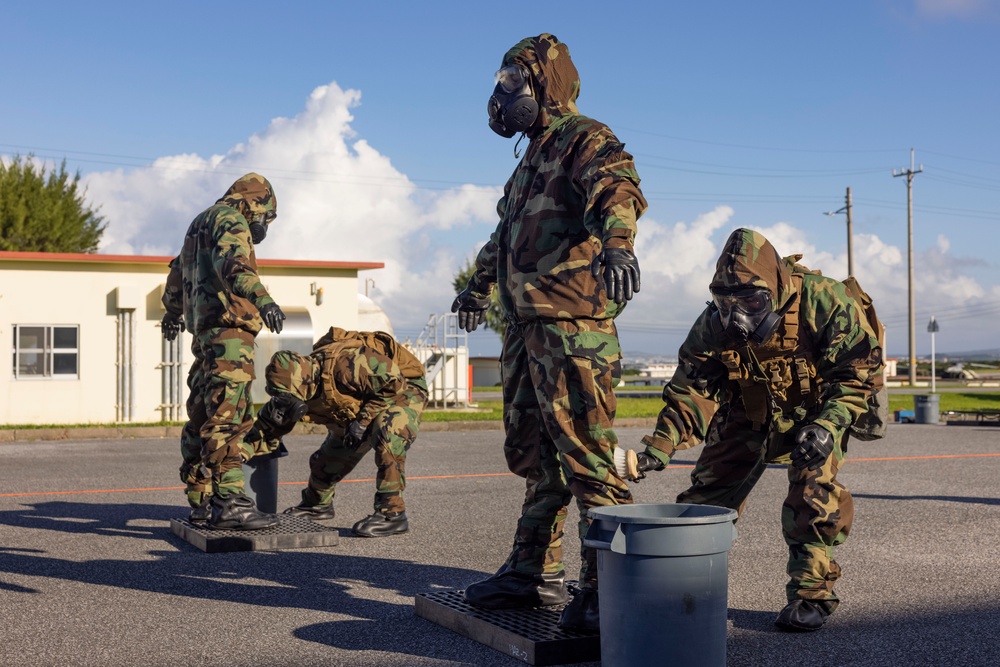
[2,455,998,498]
[0,472,514,498]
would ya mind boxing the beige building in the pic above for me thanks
[0,251,382,425]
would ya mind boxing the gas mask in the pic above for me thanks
[712,287,781,346]
[248,210,276,245]
[488,64,539,138]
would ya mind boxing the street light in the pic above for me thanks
[823,186,854,277]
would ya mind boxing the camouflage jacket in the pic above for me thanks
[643,229,883,463]
[303,344,419,429]
[468,33,647,322]
[162,174,276,335]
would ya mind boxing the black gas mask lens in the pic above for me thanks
[249,210,276,245]
[488,64,539,138]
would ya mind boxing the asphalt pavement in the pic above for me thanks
[0,423,998,667]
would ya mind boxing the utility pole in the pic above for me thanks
[824,187,854,277]
[893,148,923,387]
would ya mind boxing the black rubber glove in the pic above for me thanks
[161,313,185,341]
[591,247,641,305]
[635,452,666,480]
[343,420,368,450]
[791,424,834,471]
[260,302,286,334]
[451,287,491,333]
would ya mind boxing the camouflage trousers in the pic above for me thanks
[499,318,633,589]
[676,405,854,609]
[303,377,428,514]
[179,327,257,506]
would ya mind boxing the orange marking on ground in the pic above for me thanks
[849,453,1000,462]
[2,455,997,499]
[0,472,516,498]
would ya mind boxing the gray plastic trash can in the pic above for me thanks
[914,394,940,424]
[584,503,738,667]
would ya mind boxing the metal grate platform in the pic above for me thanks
[169,514,339,553]
[415,585,600,666]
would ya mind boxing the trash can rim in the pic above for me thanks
[588,502,738,525]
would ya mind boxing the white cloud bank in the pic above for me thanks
[622,208,998,356]
[85,81,500,336]
[82,80,997,356]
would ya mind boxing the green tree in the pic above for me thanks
[453,259,507,341]
[0,155,106,253]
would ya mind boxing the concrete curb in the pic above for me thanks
[0,418,660,442]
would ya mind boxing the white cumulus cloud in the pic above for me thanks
[618,214,997,357]
[78,80,997,356]
[83,80,501,337]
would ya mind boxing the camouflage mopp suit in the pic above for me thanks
[161,173,278,509]
[460,33,648,603]
[640,228,884,629]
[263,327,428,519]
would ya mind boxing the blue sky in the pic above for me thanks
[2,1,998,359]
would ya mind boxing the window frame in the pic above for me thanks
[12,324,80,380]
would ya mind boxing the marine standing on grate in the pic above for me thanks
[255,327,428,537]
[629,228,884,631]
[161,172,287,531]
[452,33,648,632]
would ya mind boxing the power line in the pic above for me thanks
[0,142,500,191]
[3,140,998,220]
[919,150,1000,167]
[616,127,906,154]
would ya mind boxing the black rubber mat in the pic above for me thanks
[415,586,600,665]
[169,513,339,553]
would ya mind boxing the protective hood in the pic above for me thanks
[265,350,319,401]
[502,33,580,132]
[709,228,795,311]
[218,172,277,223]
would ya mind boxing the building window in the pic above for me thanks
[12,325,80,379]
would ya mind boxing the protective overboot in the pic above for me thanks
[464,566,569,609]
[558,588,600,632]
[774,599,832,632]
[208,493,278,530]
[352,511,409,537]
[188,496,212,525]
[283,502,336,522]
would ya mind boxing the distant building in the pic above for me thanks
[470,356,501,387]
[635,362,678,385]
[0,251,381,425]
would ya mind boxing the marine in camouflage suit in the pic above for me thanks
[452,33,648,631]
[635,228,883,632]
[259,327,428,538]
[161,173,286,530]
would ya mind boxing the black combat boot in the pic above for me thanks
[208,493,278,530]
[464,565,569,609]
[188,496,212,525]
[283,502,336,521]
[352,511,408,537]
[774,599,833,632]
[558,588,600,632]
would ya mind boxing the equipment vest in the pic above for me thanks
[719,272,818,433]
[308,327,425,424]
[719,263,887,441]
